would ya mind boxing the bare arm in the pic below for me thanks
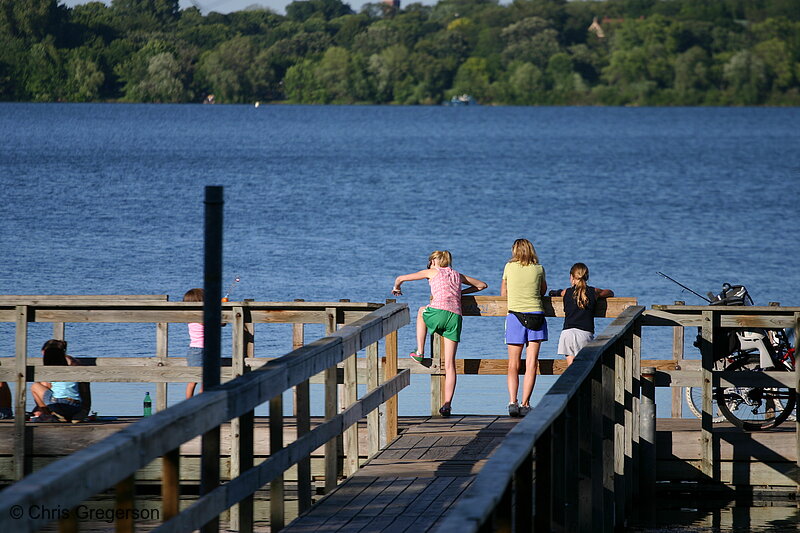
[392,269,434,296]
[540,269,547,296]
[460,273,487,295]
[500,278,507,297]
[595,288,615,298]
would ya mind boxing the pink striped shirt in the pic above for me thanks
[429,267,462,315]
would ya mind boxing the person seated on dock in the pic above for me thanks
[30,339,86,422]
[0,381,11,419]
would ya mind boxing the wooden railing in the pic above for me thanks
[642,304,800,483]
[435,304,800,532]
[0,298,410,532]
[433,305,648,532]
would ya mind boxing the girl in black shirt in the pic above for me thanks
[557,263,614,366]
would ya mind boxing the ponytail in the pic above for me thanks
[570,263,590,309]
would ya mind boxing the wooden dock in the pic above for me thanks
[284,415,519,532]
[2,294,799,532]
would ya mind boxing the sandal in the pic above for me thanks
[409,350,424,364]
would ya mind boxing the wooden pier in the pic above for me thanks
[0,296,799,532]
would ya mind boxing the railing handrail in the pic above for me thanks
[461,295,637,317]
[433,305,646,532]
[0,302,410,531]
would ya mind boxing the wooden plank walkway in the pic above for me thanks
[283,415,520,532]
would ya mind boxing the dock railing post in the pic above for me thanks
[367,341,380,457]
[640,366,656,514]
[344,345,359,477]
[699,310,718,480]
[671,301,684,417]
[293,300,312,514]
[156,322,169,413]
[431,333,444,416]
[324,307,338,493]
[613,340,626,527]
[14,305,28,481]
[384,305,399,443]
[231,306,254,532]
[201,185,223,533]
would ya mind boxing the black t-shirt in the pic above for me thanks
[563,286,597,333]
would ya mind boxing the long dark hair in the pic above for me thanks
[42,339,68,366]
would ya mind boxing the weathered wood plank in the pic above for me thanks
[460,296,637,318]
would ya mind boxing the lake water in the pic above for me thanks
[1,103,799,418]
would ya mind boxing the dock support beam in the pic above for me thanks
[640,367,656,513]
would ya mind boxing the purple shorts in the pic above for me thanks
[505,312,548,344]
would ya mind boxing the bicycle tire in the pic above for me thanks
[684,386,725,423]
[715,357,796,431]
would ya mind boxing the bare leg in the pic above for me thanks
[507,344,523,404]
[520,341,542,407]
[442,338,459,406]
[186,382,198,399]
[415,306,428,354]
[31,382,51,414]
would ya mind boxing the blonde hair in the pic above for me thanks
[510,239,538,266]
[183,288,204,302]
[428,250,452,268]
[570,263,589,309]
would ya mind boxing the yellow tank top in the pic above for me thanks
[503,262,544,312]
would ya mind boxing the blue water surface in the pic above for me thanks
[1,103,798,416]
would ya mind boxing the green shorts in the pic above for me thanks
[423,307,463,342]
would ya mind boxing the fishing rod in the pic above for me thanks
[222,275,240,302]
[656,271,711,303]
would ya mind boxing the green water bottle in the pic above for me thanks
[143,392,152,417]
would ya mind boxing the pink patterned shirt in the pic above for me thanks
[428,267,462,315]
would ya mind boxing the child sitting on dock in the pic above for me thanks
[557,263,614,367]
[502,238,548,417]
[392,250,487,417]
[30,339,84,422]
[184,288,204,398]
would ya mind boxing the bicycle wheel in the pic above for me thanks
[685,386,725,423]
[715,357,796,431]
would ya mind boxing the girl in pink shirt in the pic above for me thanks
[184,288,204,398]
[392,250,487,416]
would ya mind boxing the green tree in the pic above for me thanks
[673,45,710,93]
[501,17,561,68]
[368,43,411,102]
[286,0,353,22]
[132,52,187,102]
[284,58,325,102]
[723,49,767,103]
[23,38,64,101]
[64,52,105,101]
[451,56,491,101]
[505,61,545,104]
[196,36,257,103]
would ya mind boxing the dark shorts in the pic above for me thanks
[43,390,82,420]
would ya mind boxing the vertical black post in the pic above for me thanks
[201,185,223,533]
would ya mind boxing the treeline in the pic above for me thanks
[2,0,800,105]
